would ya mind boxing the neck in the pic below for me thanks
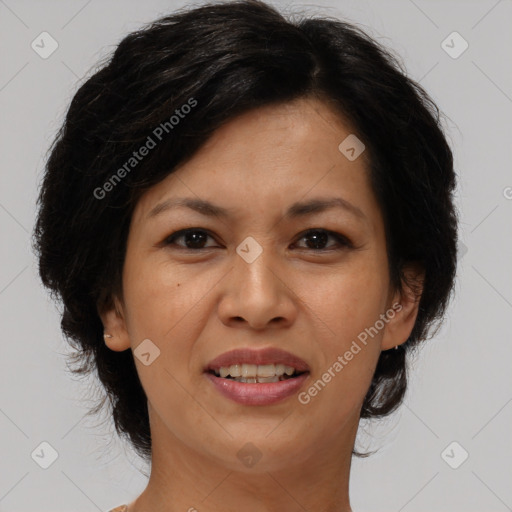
[126,406,358,512]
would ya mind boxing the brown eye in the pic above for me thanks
[163,227,352,252]
[294,229,352,251]
[165,229,218,250]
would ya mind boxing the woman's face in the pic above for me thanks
[103,97,419,473]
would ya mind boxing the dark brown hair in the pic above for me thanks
[33,0,458,461]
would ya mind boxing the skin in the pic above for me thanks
[100,97,423,512]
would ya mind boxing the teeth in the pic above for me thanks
[235,376,279,383]
[255,375,279,383]
[241,364,257,377]
[257,364,275,377]
[214,363,297,378]
[284,365,295,376]
[230,364,241,377]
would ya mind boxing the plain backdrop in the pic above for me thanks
[0,1,511,511]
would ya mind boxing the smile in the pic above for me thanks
[204,348,311,405]
[211,363,301,383]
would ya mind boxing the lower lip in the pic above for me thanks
[205,372,309,405]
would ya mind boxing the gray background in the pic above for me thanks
[1,1,511,511]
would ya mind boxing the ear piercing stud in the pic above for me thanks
[103,333,113,339]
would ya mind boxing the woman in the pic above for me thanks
[33,1,458,511]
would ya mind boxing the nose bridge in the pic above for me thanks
[219,234,294,328]
[235,234,281,299]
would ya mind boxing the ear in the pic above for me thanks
[97,295,131,352]
[380,263,425,351]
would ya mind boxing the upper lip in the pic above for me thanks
[205,347,310,373]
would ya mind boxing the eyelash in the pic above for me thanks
[163,228,353,252]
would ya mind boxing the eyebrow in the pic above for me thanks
[147,196,367,221]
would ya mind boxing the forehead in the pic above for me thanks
[131,97,377,226]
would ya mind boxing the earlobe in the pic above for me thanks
[102,331,131,351]
[98,296,131,352]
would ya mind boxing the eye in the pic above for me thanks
[293,229,353,251]
[164,228,219,250]
[163,228,353,252]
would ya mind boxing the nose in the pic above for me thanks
[217,247,297,330]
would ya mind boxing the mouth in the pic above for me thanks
[206,364,307,383]
[204,348,311,405]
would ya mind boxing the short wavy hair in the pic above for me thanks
[33,0,458,461]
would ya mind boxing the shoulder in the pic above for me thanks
[107,506,128,512]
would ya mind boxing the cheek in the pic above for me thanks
[121,249,212,341]
[297,252,389,411]
[120,255,210,414]
[121,254,221,400]
[306,254,389,346]
[297,273,387,431]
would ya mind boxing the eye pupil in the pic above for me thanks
[186,231,207,248]
[305,230,328,249]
